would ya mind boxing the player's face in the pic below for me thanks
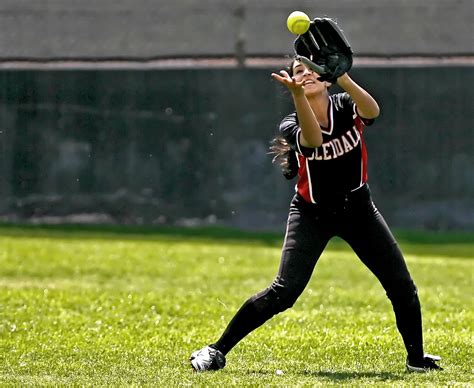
[292,61,328,96]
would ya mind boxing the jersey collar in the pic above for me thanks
[320,97,334,136]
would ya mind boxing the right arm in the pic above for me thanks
[271,70,323,148]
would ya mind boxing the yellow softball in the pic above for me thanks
[286,11,310,35]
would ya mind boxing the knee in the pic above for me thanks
[251,281,301,315]
[386,278,419,306]
[274,289,299,313]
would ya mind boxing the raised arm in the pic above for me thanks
[337,73,380,119]
[271,70,323,148]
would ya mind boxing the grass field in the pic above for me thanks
[0,224,472,386]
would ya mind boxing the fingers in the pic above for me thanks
[271,73,287,86]
[272,78,304,92]
[271,70,290,81]
[271,71,294,87]
[271,70,304,92]
[271,72,284,80]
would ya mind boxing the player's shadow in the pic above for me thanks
[301,370,401,382]
[242,369,401,382]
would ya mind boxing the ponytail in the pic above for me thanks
[269,136,298,180]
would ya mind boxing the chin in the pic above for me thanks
[304,87,324,97]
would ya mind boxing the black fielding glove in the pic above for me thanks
[294,18,353,83]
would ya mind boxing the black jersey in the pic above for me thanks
[280,92,374,204]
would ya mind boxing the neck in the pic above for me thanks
[307,92,330,127]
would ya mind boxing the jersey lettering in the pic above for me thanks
[342,135,354,152]
[333,139,344,156]
[322,143,332,160]
[346,128,359,147]
[311,127,360,161]
[279,92,372,203]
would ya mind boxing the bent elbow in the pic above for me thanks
[369,103,381,118]
[358,101,380,119]
[372,105,381,118]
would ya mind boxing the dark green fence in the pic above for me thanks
[1,66,473,230]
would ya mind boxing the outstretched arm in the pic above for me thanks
[271,70,323,148]
[337,73,380,119]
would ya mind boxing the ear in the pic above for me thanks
[325,81,332,88]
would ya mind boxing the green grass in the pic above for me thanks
[0,224,472,386]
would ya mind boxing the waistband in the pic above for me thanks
[295,183,371,208]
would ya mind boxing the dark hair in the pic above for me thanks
[269,136,298,179]
[286,56,297,77]
[268,57,299,180]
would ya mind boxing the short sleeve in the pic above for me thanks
[335,92,375,127]
[279,113,316,158]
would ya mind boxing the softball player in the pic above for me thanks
[190,59,442,373]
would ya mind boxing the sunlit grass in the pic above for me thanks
[0,225,472,385]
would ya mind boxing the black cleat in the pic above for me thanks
[190,345,226,372]
[406,354,443,373]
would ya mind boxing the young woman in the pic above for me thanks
[189,59,442,373]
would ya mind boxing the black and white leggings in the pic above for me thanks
[213,184,424,361]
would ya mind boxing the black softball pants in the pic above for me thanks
[213,184,424,361]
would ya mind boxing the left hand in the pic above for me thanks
[271,70,305,95]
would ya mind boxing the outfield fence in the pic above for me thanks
[0,64,472,230]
